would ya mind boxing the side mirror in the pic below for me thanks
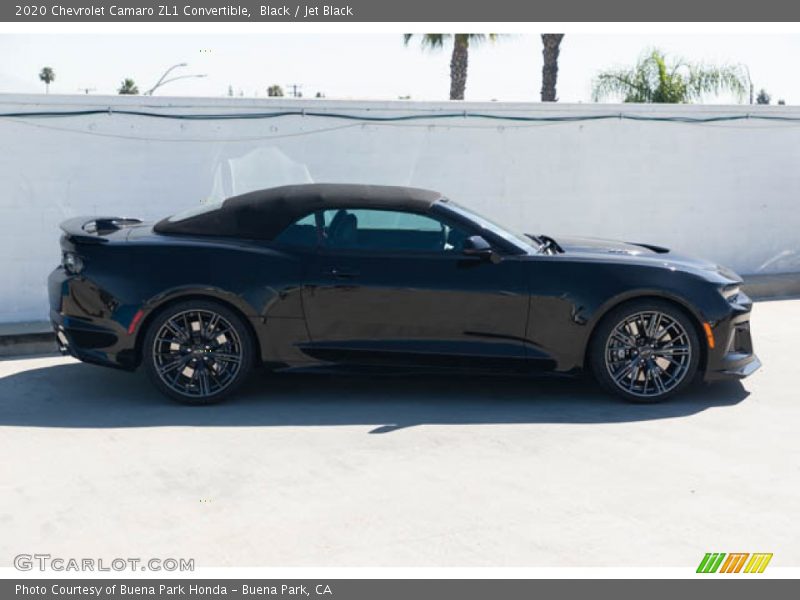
[462,235,494,259]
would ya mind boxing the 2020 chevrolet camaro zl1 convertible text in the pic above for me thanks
[49,184,760,404]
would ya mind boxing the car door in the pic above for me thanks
[300,207,532,370]
[252,211,320,366]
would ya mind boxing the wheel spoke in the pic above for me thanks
[611,331,635,348]
[652,369,666,394]
[182,313,193,338]
[612,361,635,384]
[637,314,647,338]
[647,313,662,340]
[629,363,642,390]
[203,313,220,339]
[157,356,186,376]
[210,352,240,362]
[198,368,211,396]
[654,345,689,357]
[163,319,188,343]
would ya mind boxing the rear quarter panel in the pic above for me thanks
[71,231,310,365]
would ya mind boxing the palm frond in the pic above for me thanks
[686,63,748,102]
[592,69,648,102]
[403,33,451,50]
[405,33,500,50]
[593,48,750,104]
[461,33,502,46]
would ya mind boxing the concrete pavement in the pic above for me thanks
[0,300,798,567]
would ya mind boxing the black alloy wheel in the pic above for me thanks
[143,300,254,404]
[590,299,700,403]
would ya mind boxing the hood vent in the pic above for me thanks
[630,242,670,254]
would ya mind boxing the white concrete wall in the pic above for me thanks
[1,93,799,323]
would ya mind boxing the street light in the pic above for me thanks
[145,63,207,95]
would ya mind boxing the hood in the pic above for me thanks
[553,235,669,257]
[536,234,742,283]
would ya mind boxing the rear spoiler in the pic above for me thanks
[60,216,143,244]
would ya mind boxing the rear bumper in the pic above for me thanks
[48,267,138,370]
[50,310,132,370]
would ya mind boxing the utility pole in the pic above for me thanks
[286,83,303,98]
[77,87,96,95]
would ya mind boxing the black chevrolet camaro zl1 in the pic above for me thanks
[49,184,760,404]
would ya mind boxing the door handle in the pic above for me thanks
[328,267,359,279]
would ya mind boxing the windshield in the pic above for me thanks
[436,200,540,253]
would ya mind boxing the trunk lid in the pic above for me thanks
[59,216,143,245]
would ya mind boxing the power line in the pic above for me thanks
[2,107,800,125]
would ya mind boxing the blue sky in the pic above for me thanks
[1,33,798,103]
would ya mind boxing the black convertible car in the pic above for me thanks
[49,184,760,404]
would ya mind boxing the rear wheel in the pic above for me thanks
[143,300,254,405]
[590,299,700,403]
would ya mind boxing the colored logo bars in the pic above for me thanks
[697,553,773,573]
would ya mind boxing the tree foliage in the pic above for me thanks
[118,78,139,95]
[592,49,748,104]
[39,66,55,93]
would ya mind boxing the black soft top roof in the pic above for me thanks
[154,183,444,240]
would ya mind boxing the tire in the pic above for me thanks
[589,299,700,403]
[143,299,255,405]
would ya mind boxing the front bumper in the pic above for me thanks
[703,295,761,381]
[714,355,762,379]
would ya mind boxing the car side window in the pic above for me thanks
[321,208,469,253]
[273,213,319,247]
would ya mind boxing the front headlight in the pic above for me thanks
[721,284,740,303]
[62,251,84,275]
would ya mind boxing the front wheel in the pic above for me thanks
[589,299,700,403]
[143,300,255,405]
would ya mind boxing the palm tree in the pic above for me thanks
[592,49,748,104]
[39,67,55,94]
[404,34,499,100]
[540,34,564,102]
[267,85,284,97]
[118,78,139,95]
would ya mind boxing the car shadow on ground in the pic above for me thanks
[0,360,751,432]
